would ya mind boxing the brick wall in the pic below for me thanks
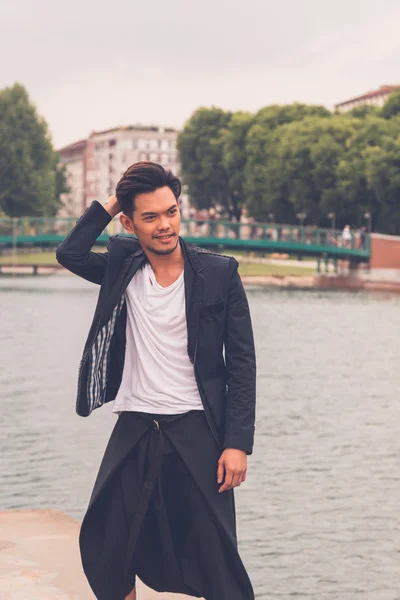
[370,233,400,268]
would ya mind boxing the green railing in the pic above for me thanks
[0,217,371,261]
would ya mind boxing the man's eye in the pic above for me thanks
[145,216,155,221]
[169,209,177,215]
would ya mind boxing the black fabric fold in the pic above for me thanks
[79,410,254,600]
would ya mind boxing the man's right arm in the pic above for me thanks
[56,196,121,285]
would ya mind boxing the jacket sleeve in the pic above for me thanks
[223,258,256,455]
[56,200,112,285]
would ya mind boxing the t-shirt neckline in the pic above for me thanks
[147,264,184,292]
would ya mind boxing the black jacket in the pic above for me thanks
[56,200,256,454]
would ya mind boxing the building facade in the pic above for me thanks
[58,125,179,217]
[335,84,400,112]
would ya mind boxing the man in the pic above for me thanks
[342,224,352,248]
[56,162,256,600]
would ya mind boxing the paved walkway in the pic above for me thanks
[0,509,197,599]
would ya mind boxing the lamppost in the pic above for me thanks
[296,212,307,250]
[12,217,17,278]
[328,211,336,231]
[296,212,307,227]
[364,211,372,233]
[267,212,276,241]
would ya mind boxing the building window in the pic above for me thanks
[138,139,147,150]
[161,153,169,165]
[160,140,169,151]
[149,152,158,162]
[149,139,158,150]
[170,140,176,151]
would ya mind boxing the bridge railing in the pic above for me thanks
[0,216,370,252]
[179,220,369,252]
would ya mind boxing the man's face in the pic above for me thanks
[120,186,181,255]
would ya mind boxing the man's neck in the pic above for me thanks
[145,240,184,286]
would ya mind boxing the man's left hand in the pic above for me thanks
[217,448,247,493]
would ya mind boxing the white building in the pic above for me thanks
[58,125,179,217]
[85,125,179,207]
[335,84,400,112]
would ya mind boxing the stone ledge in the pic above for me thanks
[0,509,197,599]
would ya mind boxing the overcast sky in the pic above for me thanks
[1,0,400,148]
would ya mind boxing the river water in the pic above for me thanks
[1,273,399,599]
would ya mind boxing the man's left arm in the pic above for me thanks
[218,258,256,493]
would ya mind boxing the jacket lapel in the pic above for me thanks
[182,239,205,364]
[119,249,147,298]
[100,248,147,327]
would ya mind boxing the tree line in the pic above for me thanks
[0,83,67,218]
[2,81,400,234]
[177,93,400,234]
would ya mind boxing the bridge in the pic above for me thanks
[0,216,370,272]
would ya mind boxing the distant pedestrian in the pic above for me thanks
[342,225,352,248]
[359,226,367,249]
[208,206,217,236]
[248,216,257,239]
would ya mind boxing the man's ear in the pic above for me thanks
[120,213,135,235]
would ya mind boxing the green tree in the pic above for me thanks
[381,91,400,120]
[364,137,400,234]
[243,124,290,222]
[254,115,355,225]
[178,101,400,234]
[346,104,380,119]
[177,107,233,213]
[0,82,66,217]
[336,115,400,231]
[244,104,332,222]
[221,112,255,218]
[254,103,330,129]
[52,155,69,216]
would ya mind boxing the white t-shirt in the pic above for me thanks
[112,262,204,415]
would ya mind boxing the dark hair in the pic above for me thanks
[116,161,181,216]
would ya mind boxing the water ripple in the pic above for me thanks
[1,277,400,599]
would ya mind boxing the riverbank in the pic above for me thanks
[0,251,317,278]
[1,266,400,294]
[2,251,400,293]
[0,509,198,599]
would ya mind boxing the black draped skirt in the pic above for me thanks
[79,409,254,600]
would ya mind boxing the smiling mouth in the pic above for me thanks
[155,234,175,240]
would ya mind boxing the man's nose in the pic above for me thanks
[158,216,170,230]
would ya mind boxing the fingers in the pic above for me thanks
[233,469,247,488]
[218,469,247,493]
[217,460,225,484]
[232,471,243,488]
[218,469,234,493]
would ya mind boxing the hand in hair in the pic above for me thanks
[103,195,122,218]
